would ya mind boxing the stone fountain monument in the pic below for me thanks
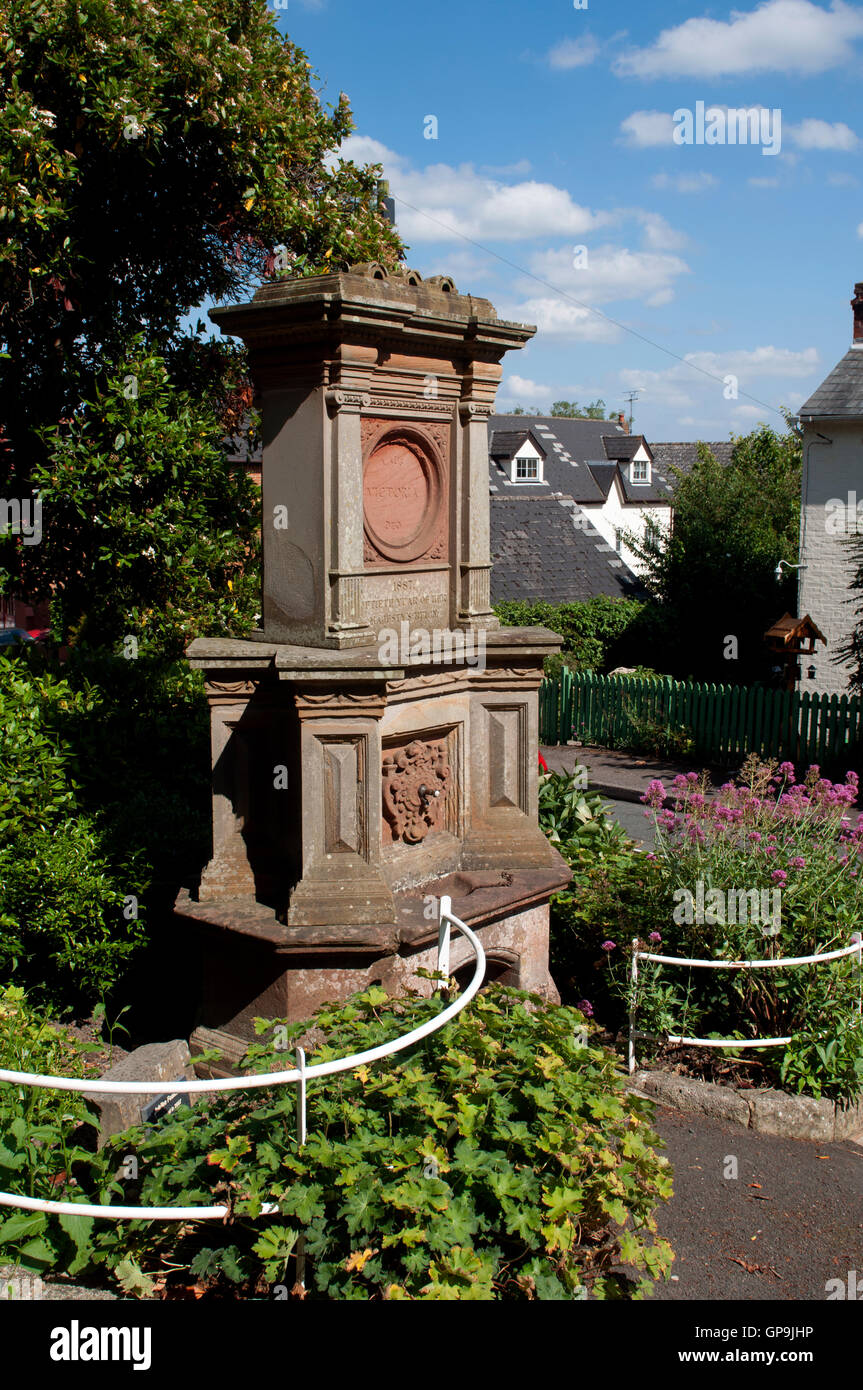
[177,263,571,1069]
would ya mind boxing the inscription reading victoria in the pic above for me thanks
[362,422,448,567]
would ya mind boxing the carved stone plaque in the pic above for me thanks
[362,421,448,567]
[365,442,430,547]
[382,737,451,844]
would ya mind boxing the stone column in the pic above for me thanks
[198,683,258,900]
[325,388,375,646]
[462,669,559,871]
[457,400,499,630]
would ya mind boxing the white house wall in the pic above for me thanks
[798,421,863,696]
[580,481,672,576]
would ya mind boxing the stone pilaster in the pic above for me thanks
[198,683,258,900]
[457,400,499,630]
[288,686,396,926]
[325,389,376,646]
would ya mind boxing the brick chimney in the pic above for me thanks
[618,411,629,433]
[853,282,863,342]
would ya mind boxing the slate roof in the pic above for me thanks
[487,415,680,505]
[798,346,863,418]
[488,428,548,459]
[601,433,652,463]
[650,441,735,492]
[586,463,617,499]
[487,414,620,503]
[490,495,643,604]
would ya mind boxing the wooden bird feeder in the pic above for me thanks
[764,612,826,689]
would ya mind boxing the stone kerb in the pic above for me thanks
[629,1069,863,1142]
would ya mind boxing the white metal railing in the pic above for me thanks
[0,896,484,1222]
[628,932,863,1074]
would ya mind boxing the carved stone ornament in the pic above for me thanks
[382,738,450,844]
[325,389,371,413]
[206,680,257,697]
[458,401,493,422]
[367,396,452,415]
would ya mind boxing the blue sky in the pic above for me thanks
[265,0,863,442]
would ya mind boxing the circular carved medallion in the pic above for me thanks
[363,432,442,563]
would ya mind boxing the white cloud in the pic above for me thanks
[617,346,819,414]
[498,375,557,404]
[858,221,863,236]
[619,367,695,410]
[686,346,820,379]
[546,36,600,69]
[522,244,691,310]
[335,134,691,339]
[614,0,863,79]
[503,298,621,342]
[787,118,859,149]
[635,211,689,252]
[651,171,718,193]
[337,135,604,243]
[827,170,859,185]
[748,176,781,186]
[620,110,675,147]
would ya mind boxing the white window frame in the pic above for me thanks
[512,455,541,482]
[630,458,650,485]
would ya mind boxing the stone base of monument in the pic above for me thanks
[178,631,570,1072]
[180,867,566,1075]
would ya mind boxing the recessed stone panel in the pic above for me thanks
[487,706,525,810]
[322,737,365,856]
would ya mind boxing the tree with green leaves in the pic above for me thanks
[550,399,609,419]
[27,342,260,655]
[509,400,614,419]
[0,0,402,644]
[628,423,802,684]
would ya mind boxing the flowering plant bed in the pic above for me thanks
[545,758,863,1103]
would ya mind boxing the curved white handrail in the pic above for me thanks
[637,942,862,970]
[628,933,863,1073]
[0,899,485,1221]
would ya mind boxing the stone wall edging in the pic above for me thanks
[628,1069,863,1143]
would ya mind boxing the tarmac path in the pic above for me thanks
[649,1105,863,1302]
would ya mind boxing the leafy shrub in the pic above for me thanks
[494,596,645,674]
[18,986,673,1300]
[0,986,101,1274]
[537,767,656,1014]
[622,706,695,760]
[0,663,85,844]
[0,650,209,1012]
[0,823,146,1011]
[29,344,261,658]
[538,768,628,858]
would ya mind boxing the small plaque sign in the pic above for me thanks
[140,1077,192,1125]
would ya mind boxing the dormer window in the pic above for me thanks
[630,458,650,484]
[514,455,540,481]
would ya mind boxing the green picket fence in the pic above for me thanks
[539,670,863,767]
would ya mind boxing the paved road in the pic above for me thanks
[648,1106,863,1301]
[605,795,655,846]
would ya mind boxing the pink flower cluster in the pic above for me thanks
[639,765,863,877]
